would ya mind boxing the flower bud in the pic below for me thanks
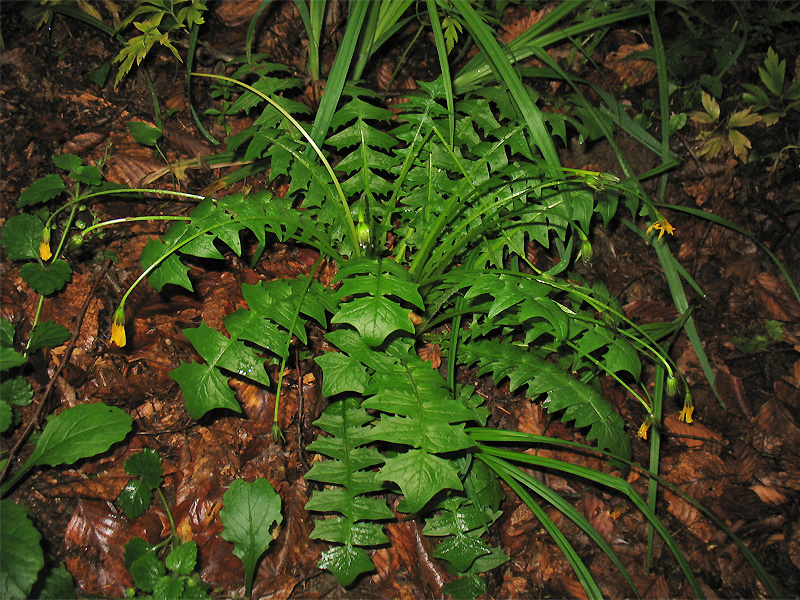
[356,218,371,252]
[580,239,593,264]
[666,374,679,398]
[65,232,86,253]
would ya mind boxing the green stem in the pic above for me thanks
[191,73,359,257]
[158,487,177,536]
[78,215,188,239]
[272,256,324,442]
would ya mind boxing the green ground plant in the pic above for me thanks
[1,1,787,598]
[119,449,282,600]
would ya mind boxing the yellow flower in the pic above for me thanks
[646,218,675,240]
[111,306,126,347]
[679,394,694,424]
[638,420,650,440]
[39,240,52,261]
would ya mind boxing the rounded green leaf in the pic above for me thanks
[1,376,33,406]
[0,400,12,433]
[0,499,44,600]
[18,174,65,208]
[124,448,163,489]
[28,321,71,353]
[1,214,44,261]
[220,478,282,598]
[165,541,198,576]
[117,479,152,519]
[19,260,72,295]
[129,551,165,593]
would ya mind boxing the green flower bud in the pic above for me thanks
[65,232,86,253]
[666,374,679,398]
[580,239,593,264]
[356,218,371,252]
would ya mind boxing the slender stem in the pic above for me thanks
[79,215,188,239]
[272,256,324,442]
[158,487,177,536]
[191,73,359,256]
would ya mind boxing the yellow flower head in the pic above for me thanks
[111,305,126,347]
[646,218,675,240]
[39,240,53,261]
[40,228,52,261]
[638,420,650,440]
[679,394,694,424]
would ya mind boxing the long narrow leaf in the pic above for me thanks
[479,453,640,598]
[425,0,454,144]
[480,454,604,600]
[306,1,369,155]
[467,428,781,598]
[452,0,559,169]
[478,444,704,599]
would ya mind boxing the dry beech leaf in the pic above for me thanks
[37,473,130,500]
[558,573,589,600]
[752,271,800,320]
[498,574,530,599]
[103,131,162,187]
[749,484,788,505]
[728,441,757,483]
[644,574,671,600]
[64,499,134,597]
[752,398,800,456]
[417,342,441,368]
[604,43,657,86]
[663,452,727,544]
[664,415,724,450]
[214,0,262,26]
[502,8,549,42]
[581,493,615,544]
[789,522,800,570]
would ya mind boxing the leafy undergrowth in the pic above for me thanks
[2,2,800,599]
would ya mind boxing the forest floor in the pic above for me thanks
[2,2,800,598]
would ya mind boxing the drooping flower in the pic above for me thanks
[638,419,650,440]
[40,228,52,261]
[646,217,675,240]
[111,305,126,347]
[679,393,694,424]
[39,240,52,261]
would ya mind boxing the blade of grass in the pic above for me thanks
[424,0,454,145]
[186,1,219,145]
[453,2,650,93]
[647,364,665,571]
[479,452,640,599]
[305,0,369,156]
[478,444,704,599]
[247,0,274,67]
[452,0,559,169]
[468,428,782,599]
[480,453,604,600]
